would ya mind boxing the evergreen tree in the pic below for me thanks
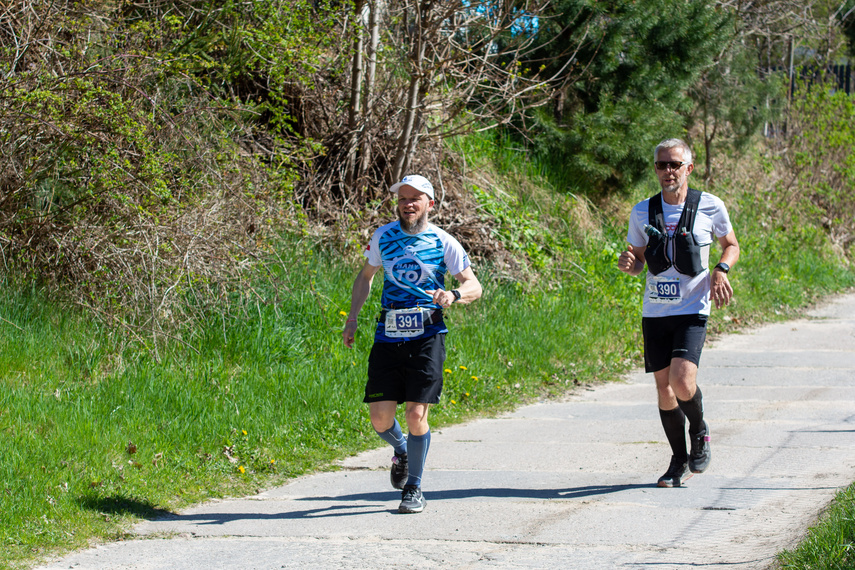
[521,0,732,194]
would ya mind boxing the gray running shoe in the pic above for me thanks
[398,485,426,514]
[390,452,408,490]
[657,455,690,488]
[689,421,711,473]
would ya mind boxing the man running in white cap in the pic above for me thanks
[343,174,482,513]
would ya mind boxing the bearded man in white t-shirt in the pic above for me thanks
[618,138,740,487]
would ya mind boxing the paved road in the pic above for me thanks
[38,294,855,569]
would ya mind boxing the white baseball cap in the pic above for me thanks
[389,174,435,199]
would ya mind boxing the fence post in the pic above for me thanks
[848,63,852,96]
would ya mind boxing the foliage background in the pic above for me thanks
[1,0,853,319]
[1,1,855,568]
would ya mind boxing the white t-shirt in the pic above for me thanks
[627,191,733,317]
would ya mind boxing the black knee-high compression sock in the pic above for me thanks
[677,386,704,435]
[659,406,688,461]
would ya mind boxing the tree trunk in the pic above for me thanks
[391,1,431,183]
[346,0,366,189]
[357,0,380,191]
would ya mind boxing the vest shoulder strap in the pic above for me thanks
[648,188,703,233]
[648,193,665,231]
[680,187,702,234]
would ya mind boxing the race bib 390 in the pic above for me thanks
[648,276,682,304]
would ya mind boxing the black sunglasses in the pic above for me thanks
[654,161,687,171]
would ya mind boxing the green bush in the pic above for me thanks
[784,78,855,256]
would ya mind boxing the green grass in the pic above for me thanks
[0,238,640,568]
[778,482,855,569]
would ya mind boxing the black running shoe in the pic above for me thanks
[398,485,426,514]
[689,420,711,473]
[657,455,689,488]
[390,452,408,490]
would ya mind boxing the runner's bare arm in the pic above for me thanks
[343,261,381,348]
[618,244,647,276]
[711,231,739,309]
[426,266,482,308]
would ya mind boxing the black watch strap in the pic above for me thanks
[714,262,730,274]
[451,289,462,302]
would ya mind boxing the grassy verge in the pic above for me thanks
[0,233,646,568]
[777,482,855,569]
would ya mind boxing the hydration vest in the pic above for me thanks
[646,187,705,277]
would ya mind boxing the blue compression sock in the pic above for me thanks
[375,419,407,455]
[405,430,431,488]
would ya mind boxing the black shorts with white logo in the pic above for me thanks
[364,333,446,404]
[642,314,708,373]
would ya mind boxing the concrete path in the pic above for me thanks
[38,294,855,569]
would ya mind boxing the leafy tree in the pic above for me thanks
[688,39,784,181]
[693,0,847,182]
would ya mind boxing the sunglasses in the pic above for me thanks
[654,161,687,171]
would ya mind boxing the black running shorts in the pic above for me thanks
[364,333,446,404]
[642,314,708,373]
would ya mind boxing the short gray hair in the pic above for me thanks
[654,138,693,164]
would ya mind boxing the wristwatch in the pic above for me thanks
[714,262,730,274]
[451,289,462,302]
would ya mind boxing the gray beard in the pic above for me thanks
[399,211,428,234]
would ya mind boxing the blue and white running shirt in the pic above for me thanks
[365,221,471,342]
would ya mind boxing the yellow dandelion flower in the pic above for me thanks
[238,465,245,474]
[444,369,452,374]
[339,310,347,316]
[465,392,470,397]
[241,430,247,436]
[459,366,468,370]
[471,376,478,381]
[270,459,276,465]
[450,400,456,404]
